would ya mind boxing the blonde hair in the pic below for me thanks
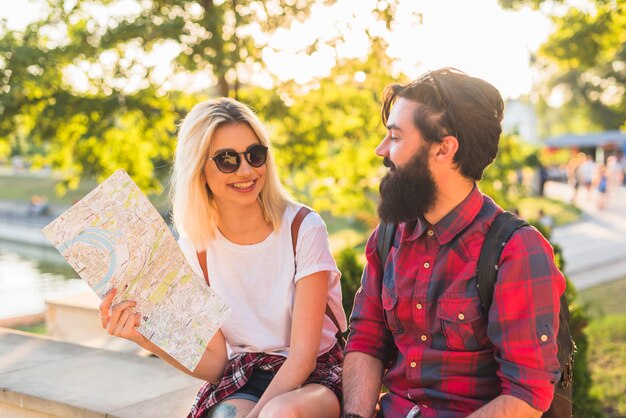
[171,98,292,250]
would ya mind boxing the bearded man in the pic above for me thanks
[342,68,565,418]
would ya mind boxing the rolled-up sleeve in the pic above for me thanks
[488,226,565,411]
[345,228,395,365]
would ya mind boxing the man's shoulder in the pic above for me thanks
[473,193,503,226]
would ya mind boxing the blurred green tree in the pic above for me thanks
[496,4,618,412]
[480,132,534,208]
[242,41,400,222]
[500,0,626,136]
[0,0,400,194]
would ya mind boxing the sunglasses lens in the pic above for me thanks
[246,145,268,167]
[215,152,240,173]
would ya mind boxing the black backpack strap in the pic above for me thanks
[377,221,397,266]
[477,211,529,311]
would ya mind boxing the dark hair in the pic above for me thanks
[381,67,504,180]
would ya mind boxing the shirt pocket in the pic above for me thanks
[437,297,483,351]
[382,285,403,334]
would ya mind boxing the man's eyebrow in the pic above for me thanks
[386,123,402,131]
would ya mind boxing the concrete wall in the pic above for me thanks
[0,329,202,418]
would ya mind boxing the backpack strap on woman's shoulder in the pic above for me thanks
[196,250,209,286]
[290,205,313,255]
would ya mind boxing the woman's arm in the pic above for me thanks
[245,270,329,418]
[100,288,228,383]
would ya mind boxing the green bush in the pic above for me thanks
[336,246,364,321]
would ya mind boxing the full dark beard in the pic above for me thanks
[377,146,438,224]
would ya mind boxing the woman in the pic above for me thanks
[99,98,346,418]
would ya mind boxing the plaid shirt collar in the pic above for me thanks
[405,183,484,246]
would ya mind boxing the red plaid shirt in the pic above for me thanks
[188,343,343,417]
[346,186,565,417]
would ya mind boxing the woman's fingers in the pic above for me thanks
[98,288,143,343]
[99,287,117,328]
[118,312,142,342]
[121,313,142,337]
[107,300,137,334]
[114,307,133,336]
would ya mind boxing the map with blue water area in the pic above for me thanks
[42,169,230,371]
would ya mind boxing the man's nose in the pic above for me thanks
[375,137,389,158]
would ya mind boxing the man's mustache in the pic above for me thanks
[383,157,396,170]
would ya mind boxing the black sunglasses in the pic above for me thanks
[208,144,268,173]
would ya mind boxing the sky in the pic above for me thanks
[0,0,553,100]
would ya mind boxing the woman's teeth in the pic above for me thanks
[232,180,254,189]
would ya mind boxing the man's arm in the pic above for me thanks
[343,228,395,416]
[487,227,565,412]
[467,395,542,418]
[342,352,385,417]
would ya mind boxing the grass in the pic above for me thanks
[578,276,626,417]
[15,322,47,335]
[516,196,582,226]
[578,276,626,319]
[0,170,171,212]
[0,173,98,206]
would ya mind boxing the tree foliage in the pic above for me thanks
[0,0,369,193]
[500,0,626,136]
[241,41,400,222]
[480,132,533,209]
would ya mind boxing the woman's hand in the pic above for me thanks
[98,287,227,381]
[99,288,146,345]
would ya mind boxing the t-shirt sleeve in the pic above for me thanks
[293,212,340,283]
[177,234,204,280]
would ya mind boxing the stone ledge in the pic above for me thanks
[0,328,202,418]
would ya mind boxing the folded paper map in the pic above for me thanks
[42,169,230,371]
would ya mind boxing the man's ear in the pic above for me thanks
[432,135,459,162]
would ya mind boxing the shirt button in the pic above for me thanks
[416,303,423,310]
[458,313,465,320]
[427,230,434,237]
[410,361,417,368]
[420,334,428,342]
[541,334,548,342]
[423,262,430,269]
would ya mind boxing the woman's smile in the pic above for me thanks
[228,179,257,192]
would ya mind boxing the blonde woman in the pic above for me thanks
[99,98,346,418]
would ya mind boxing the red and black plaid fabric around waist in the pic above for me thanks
[187,343,343,418]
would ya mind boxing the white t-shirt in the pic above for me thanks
[178,203,346,359]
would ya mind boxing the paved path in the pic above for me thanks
[544,181,626,289]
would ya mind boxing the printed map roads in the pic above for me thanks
[43,169,230,371]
